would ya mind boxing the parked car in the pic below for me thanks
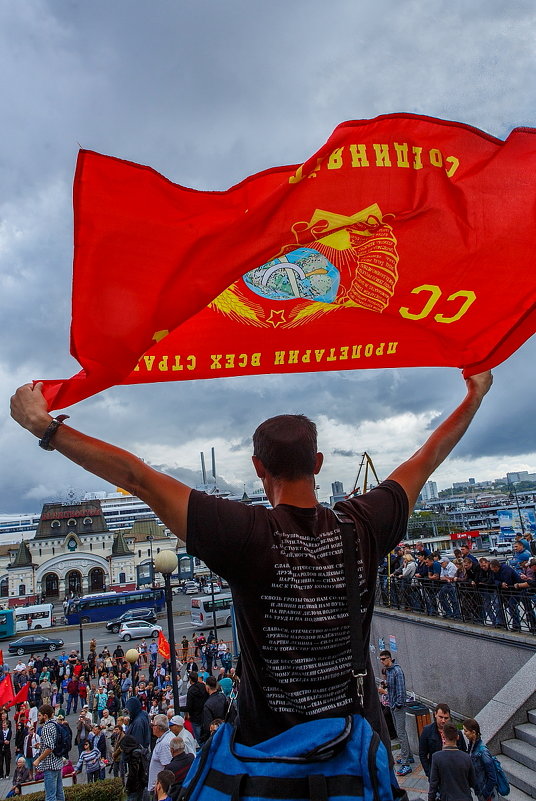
[9,635,64,655]
[183,581,200,595]
[118,620,162,641]
[439,549,457,560]
[490,542,513,556]
[106,608,157,634]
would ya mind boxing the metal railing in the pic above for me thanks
[375,577,536,635]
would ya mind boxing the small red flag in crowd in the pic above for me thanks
[158,630,170,660]
[0,674,15,708]
[8,682,29,708]
[38,114,536,410]
[0,650,4,666]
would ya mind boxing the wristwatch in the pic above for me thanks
[38,415,70,451]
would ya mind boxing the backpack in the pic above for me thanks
[492,755,510,796]
[133,744,150,785]
[178,715,395,801]
[52,722,71,758]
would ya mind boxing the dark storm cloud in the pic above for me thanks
[1,0,535,513]
[333,449,358,458]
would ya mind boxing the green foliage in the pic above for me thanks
[20,778,124,801]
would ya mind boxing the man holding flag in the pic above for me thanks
[11,368,492,757]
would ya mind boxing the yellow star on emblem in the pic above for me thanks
[266,309,286,328]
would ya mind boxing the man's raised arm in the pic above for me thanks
[10,382,191,541]
[388,371,493,513]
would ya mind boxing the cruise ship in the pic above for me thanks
[0,485,271,545]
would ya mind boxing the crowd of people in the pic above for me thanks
[379,534,536,632]
[1,631,236,801]
[378,650,505,801]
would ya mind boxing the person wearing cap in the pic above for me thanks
[439,557,461,619]
[100,708,115,758]
[169,716,197,756]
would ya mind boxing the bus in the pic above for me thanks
[0,610,16,640]
[66,589,165,625]
[15,603,53,632]
[191,594,233,628]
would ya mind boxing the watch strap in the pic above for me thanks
[38,415,70,451]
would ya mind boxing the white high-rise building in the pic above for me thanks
[421,481,438,501]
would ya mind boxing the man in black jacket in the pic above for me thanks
[165,737,194,799]
[201,676,227,741]
[419,703,466,778]
[186,673,208,743]
[427,722,476,801]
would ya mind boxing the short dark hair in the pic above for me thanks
[443,722,458,742]
[189,672,198,683]
[38,704,54,719]
[156,770,175,794]
[253,415,317,479]
[379,650,392,659]
[435,703,451,715]
[206,676,218,690]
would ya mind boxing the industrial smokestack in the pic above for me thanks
[200,452,207,485]
[211,447,217,481]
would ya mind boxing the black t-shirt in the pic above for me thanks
[187,479,408,746]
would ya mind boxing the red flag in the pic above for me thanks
[157,630,170,660]
[7,682,29,709]
[0,651,4,666]
[0,674,15,708]
[39,114,536,410]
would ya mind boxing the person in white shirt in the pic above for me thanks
[148,715,174,792]
[169,715,197,756]
[439,557,462,619]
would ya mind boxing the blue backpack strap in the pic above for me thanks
[332,509,367,706]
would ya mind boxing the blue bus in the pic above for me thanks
[66,589,165,624]
[0,610,16,640]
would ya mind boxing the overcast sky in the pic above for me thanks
[1,0,535,514]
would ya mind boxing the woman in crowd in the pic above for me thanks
[14,720,27,759]
[75,739,103,783]
[463,718,499,801]
[0,713,12,778]
[6,756,30,797]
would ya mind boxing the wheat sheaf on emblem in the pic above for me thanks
[209,204,399,328]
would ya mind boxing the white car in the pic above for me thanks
[206,583,221,594]
[183,580,200,594]
[490,542,513,556]
[118,620,162,641]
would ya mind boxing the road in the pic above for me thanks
[3,590,234,668]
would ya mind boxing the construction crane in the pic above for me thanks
[345,451,381,498]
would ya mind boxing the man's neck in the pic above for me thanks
[264,476,318,508]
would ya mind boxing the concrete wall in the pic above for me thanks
[371,608,536,717]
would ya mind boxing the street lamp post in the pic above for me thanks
[125,648,139,695]
[154,550,179,713]
[147,535,155,587]
[208,570,218,642]
[79,619,84,660]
